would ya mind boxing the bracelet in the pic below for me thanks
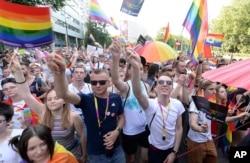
[199,60,203,64]
[172,149,178,155]
[15,79,26,84]
[116,126,122,133]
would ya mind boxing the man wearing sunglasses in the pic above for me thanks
[126,49,185,163]
[48,54,125,163]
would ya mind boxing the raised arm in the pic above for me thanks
[48,53,80,105]
[127,49,149,109]
[10,56,44,116]
[109,41,129,98]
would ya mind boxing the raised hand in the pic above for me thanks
[109,40,122,58]
[9,54,22,73]
[126,48,141,68]
[47,53,66,74]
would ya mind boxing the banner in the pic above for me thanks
[120,0,144,17]
[86,45,103,56]
[192,96,228,123]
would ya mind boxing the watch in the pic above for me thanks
[116,126,122,132]
[172,149,178,155]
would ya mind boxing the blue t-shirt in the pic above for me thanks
[75,93,123,155]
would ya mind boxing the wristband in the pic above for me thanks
[199,60,203,64]
[116,126,122,133]
[15,79,26,84]
[172,149,178,155]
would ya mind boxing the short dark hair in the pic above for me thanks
[9,124,55,162]
[20,61,30,68]
[1,77,16,87]
[119,58,126,64]
[72,66,86,73]
[0,102,14,122]
[91,68,108,75]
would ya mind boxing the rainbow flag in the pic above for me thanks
[110,17,119,30]
[205,33,225,47]
[0,1,53,48]
[183,0,210,63]
[163,22,170,43]
[112,35,127,44]
[89,0,111,25]
[48,142,78,163]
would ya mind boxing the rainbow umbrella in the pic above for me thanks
[134,41,177,63]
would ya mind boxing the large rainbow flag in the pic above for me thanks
[89,0,112,25]
[183,0,211,63]
[0,1,53,48]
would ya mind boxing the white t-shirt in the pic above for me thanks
[122,80,148,135]
[145,98,185,150]
[0,129,23,163]
[68,83,93,115]
[187,101,212,143]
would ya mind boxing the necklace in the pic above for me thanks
[94,95,110,132]
[158,101,171,141]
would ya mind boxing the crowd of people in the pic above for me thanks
[0,40,250,163]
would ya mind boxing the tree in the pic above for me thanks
[6,0,66,11]
[84,20,112,48]
[211,0,250,53]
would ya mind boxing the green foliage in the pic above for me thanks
[84,20,112,48]
[211,0,250,54]
[6,0,65,11]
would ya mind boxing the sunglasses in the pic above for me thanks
[157,80,173,85]
[90,80,107,86]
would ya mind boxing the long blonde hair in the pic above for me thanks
[41,89,71,129]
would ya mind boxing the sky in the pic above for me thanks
[99,0,232,37]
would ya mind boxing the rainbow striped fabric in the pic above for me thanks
[0,1,53,48]
[163,22,170,43]
[205,33,225,47]
[110,17,119,30]
[183,0,209,63]
[89,0,111,24]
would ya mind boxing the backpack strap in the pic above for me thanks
[149,112,156,129]
[122,82,130,108]
[36,77,42,92]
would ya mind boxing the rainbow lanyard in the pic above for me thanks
[158,102,171,140]
[94,96,109,129]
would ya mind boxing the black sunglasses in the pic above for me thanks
[90,80,107,86]
[157,80,173,85]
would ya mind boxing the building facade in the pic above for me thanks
[51,0,89,49]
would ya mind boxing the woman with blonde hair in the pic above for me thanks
[10,56,86,163]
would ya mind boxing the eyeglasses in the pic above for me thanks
[2,86,17,92]
[90,80,107,86]
[157,80,173,86]
[0,119,6,123]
